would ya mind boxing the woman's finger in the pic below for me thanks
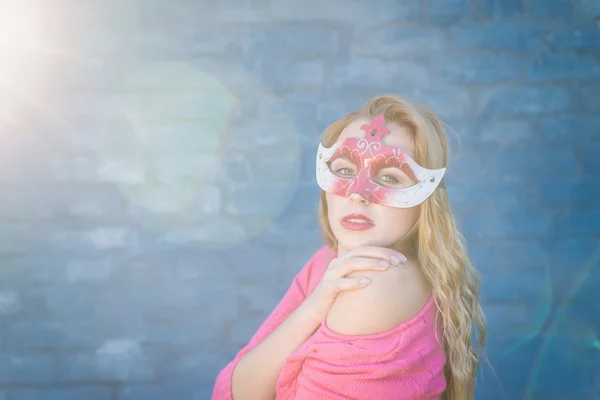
[330,256,390,277]
[346,245,406,265]
[333,277,371,292]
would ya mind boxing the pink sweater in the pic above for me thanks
[212,246,447,400]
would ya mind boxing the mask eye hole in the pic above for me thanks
[329,157,358,179]
[370,158,419,189]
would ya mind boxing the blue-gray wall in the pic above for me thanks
[0,0,599,399]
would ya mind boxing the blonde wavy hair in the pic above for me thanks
[317,95,487,399]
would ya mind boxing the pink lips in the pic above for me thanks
[340,213,375,231]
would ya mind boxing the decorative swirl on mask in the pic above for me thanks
[356,138,382,157]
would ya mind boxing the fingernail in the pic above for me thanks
[379,260,389,268]
[358,277,371,285]
[392,254,407,264]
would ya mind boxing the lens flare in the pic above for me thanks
[525,246,600,398]
[97,63,235,214]
[96,61,301,246]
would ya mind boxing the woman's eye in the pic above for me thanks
[336,168,355,176]
[379,175,399,184]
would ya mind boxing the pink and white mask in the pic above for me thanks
[316,114,446,208]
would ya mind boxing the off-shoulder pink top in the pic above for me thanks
[212,246,447,399]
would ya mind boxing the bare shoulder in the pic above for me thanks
[326,258,432,335]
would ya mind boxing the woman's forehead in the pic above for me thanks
[338,118,415,156]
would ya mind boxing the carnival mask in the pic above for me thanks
[316,114,446,208]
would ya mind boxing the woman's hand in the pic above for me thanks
[301,245,407,323]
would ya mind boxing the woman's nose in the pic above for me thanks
[348,192,369,203]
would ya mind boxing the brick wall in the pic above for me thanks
[0,0,598,399]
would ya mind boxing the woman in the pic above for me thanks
[212,95,487,399]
